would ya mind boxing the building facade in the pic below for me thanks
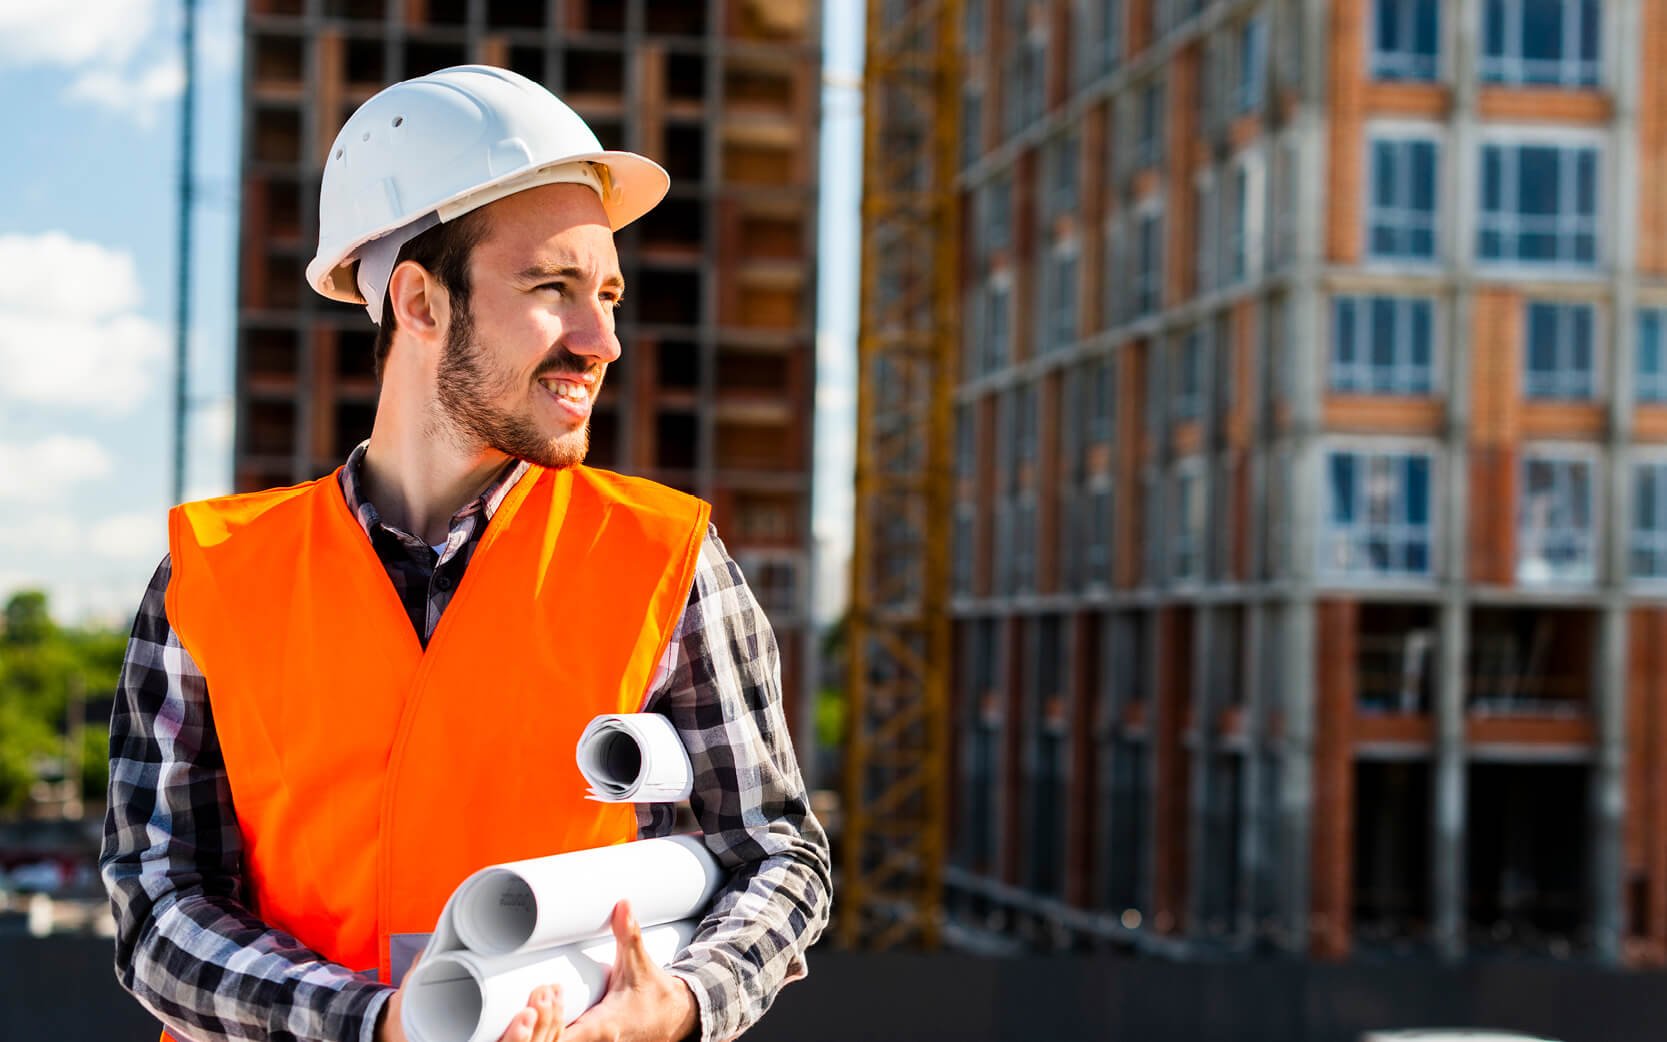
[235,0,822,740]
[948,0,1667,965]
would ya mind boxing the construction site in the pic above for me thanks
[235,0,821,731]
[844,0,1667,971]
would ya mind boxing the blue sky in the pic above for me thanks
[0,0,862,626]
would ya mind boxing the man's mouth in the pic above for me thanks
[539,377,590,403]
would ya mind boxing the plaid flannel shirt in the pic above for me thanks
[100,446,831,1042]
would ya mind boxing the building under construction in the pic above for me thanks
[233,1,821,731]
[886,0,1667,966]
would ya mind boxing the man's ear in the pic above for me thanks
[387,260,449,347]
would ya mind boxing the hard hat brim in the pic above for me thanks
[307,148,670,306]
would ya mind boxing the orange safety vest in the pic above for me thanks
[158,463,709,1041]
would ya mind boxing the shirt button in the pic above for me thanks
[434,573,455,592]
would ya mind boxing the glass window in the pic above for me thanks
[1194,178,1217,295]
[984,173,1013,252]
[1083,484,1113,588]
[1523,301,1595,400]
[1236,15,1267,113]
[962,86,984,170]
[1518,451,1596,585]
[956,402,977,479]
[1102,215,1123,330]
[1478,142,1599,267]
[1633,460,1667,580]
[983,280,1012,375]
[1172,460,1204,582]
[1099,0,1123,77]
[1013,495,1037,592]
[1028,617,1068,896]
[1135,207,1164,317]
[1172,328,1205,420]
[1227,163,1250,284]
[737,553,800,617]
[1016,381,1039,465]
[1368,134,1439,261]
[1090,354,1116,444]
[1640,309,1667,403]
[1331,295,1437,394]
[1136,80,1164,170]
[1047,133,1080,216]
[1322,446,1437,578]
[954,505,976,593]
[959,618,1001,870]
[964,0,986,54]
[1073,0,1123,85]
[1482,0,1601,88]
[1046,246,1080,351]
[1373,0,1441,81]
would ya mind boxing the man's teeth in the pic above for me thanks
[545,380,587,402]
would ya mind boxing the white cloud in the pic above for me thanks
[0,232,169,415]
[0,0,192,119]
[0,233,142,317]
[88,511,165,562]
[0,514,83,557]
[0,0,159,69]
[0,435,113,504]
[184,396,235,501]
[66,56,185,124]
[198,0,241,75]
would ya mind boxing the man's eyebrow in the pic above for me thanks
[514,262,626,290]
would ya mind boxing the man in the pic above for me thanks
[101,65,831,1042]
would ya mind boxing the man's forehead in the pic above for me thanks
[511,255,626,287]
[473,197,622,280]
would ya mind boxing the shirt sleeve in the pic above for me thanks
[100,556,393,1042]
[639,526,833,1042]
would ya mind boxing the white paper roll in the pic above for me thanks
[404,919,699,1042]
[576,713,695,803]
[447,834,722,957]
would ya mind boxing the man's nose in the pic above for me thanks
[564,301,622,363]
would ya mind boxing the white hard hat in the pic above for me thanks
[306,64,670,308]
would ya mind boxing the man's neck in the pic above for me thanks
[360,418,510,546]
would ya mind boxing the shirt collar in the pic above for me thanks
[337,441,531,546]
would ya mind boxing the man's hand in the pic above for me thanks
[563,900,701,1042]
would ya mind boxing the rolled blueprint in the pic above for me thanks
[576,713,695,802]
[448,833,723,956]
[405,919,699,1042]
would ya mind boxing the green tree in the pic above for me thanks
[0,590,127,812]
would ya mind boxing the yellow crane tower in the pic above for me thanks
[840,0,962,950]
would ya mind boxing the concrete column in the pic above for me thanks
[1593,0,1644,965]
[1433,598,1468,957]
[1236,599,1268,943]
[1138,607,1163,919]
[1185,322,1223,935]
[1431,0,1480,961]
[1185,604,1216,935]
[1275,0,1331,954]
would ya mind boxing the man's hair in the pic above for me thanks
[371,208,491,379]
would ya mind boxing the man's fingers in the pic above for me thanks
[610,900,647,973]
[531,984,564,1042]
[501,1007,537,1042]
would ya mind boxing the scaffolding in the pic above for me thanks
[840,0,961,950]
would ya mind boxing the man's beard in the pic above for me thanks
[433,301,592,469]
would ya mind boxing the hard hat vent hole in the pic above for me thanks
[392,116,404,127]
[334,148,344,160]
[361,131,371,142]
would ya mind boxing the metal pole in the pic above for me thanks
[172,0,198,505]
